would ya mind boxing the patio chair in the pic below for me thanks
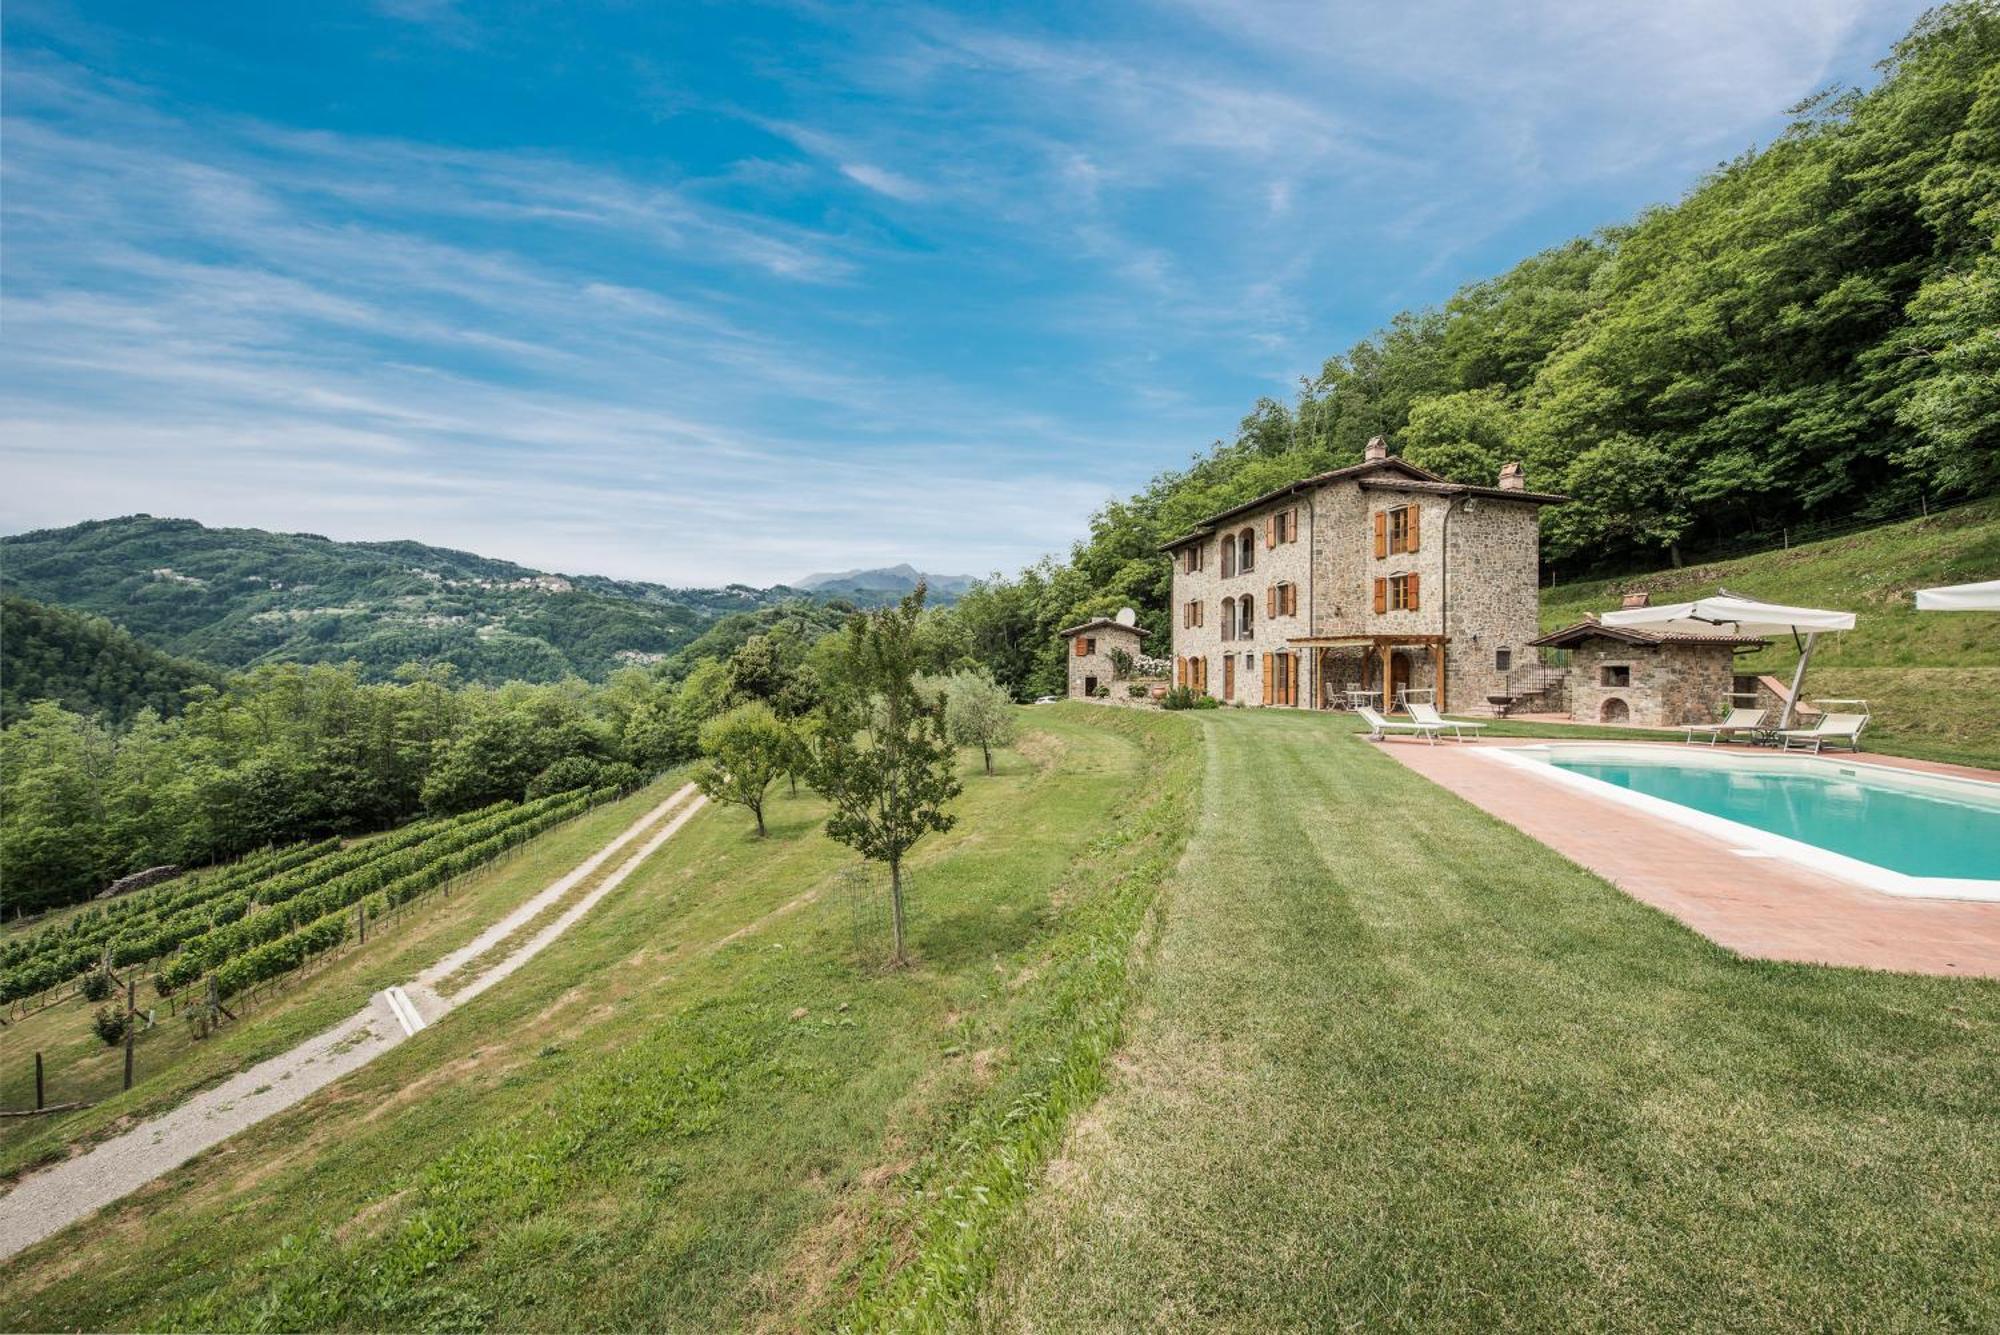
[1777,713,1868,754]
[1356,706,1444,745]
[1683,707,1766,746]
[1407,702,1486,742]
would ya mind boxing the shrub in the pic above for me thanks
[526,755,603,799]
[1127,683,1148,698]
[1159,686,1201,710]
[79,968,115,1002]
[92,1006,129,1046]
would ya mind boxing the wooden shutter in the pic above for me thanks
[1374,510,1387,558]
[1407,574,1420,611]
[1264,584,1275,618]
[1266,514,1277,548]
[1262,654,1274,704]
[1289,507,1299,543]
[1373,578,1388,614]
[1406,505,1420,554]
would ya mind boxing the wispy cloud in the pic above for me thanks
[0,1,1932,585]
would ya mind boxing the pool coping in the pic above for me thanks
[1482,745,2000,903]
[1372,738,2000,979]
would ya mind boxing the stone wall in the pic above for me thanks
[1168,505,1312,705]
[1567,639,1739,727]
[1440,497,1544,712]
[1065,625,1147,700]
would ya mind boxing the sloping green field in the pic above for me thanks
[1542,498,2000,766]
[1,707,1196,1330]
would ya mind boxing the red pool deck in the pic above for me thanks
[1377,739,2000,980]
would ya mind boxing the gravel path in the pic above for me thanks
[0,783,704,1262]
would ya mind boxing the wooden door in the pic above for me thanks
[1390,653,1411,712]
[1223,655,1236,701]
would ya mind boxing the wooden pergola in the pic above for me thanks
[1286,633,1451,712]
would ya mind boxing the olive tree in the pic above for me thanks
[943,669,1018,775]
[694,701,788,837]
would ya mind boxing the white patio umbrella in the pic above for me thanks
[1915,579,2000,611]
[1601,589,1857,729]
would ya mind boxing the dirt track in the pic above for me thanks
[0,784,705,1261]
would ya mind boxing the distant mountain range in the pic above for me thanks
[0,516,970,685]
[794,564,977,601]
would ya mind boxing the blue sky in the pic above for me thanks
[1,0,1931,586]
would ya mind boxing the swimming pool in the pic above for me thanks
[1491,745,2000,900]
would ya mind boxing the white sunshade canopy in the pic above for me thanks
[1915,580,2000,611]
[1600,590,1856,636]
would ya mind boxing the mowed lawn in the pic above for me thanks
[981,708,2000,1330]
[1,707,1195,1330]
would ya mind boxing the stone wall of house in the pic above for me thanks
[1440,497,1544,712]
[1567,639,1738,727]
[1065,624,1147,700]
[1168,503,1312,705]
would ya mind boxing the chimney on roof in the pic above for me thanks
[1363,436,1388,462]
[1620,591,1650,609]
[1498,461,1527,491]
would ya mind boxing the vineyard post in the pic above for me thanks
[123,976,136,1091]
[357,901,366,945]
[35,1052,44,1111]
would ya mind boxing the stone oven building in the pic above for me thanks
[1155,441,1565,711]
[1059,616,1147,700]
[1529,619,1768,726]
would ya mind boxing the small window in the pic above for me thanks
[1389,573,1419,611]
[1495,647,1512,673]
[1238,528,1256,574]
[1388,507,1410,553]
[1601,664,1631,688]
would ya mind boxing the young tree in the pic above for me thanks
[811,589,963,964]
[695,702,789,837]
[943,669,1018,775]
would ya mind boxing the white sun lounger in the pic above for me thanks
[1356,705,1445,744]
[1406,702,1486,742]
[1777,712,1868,754]
[1683,707,1767,746]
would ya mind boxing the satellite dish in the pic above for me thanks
[1115,607,1137,626]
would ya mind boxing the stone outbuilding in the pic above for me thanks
[1529,618,1768,727]
[1059,616,1148,700]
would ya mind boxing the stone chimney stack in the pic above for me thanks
[1498,461,1526,491]
[1363,436,1388,462]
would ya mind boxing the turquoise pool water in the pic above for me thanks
[1546,758,2000,881]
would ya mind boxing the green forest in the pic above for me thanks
[0,596,222,727]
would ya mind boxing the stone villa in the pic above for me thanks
[1155,439,1565,712]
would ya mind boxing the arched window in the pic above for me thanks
[1238,528,1256,574]
[1238,597,1254,639]
[1221,539,1236,579]
[1220,596,1236,641]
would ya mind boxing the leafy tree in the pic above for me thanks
[810,590,962,964]
[695,702,789,837]
[942,670,1018,775]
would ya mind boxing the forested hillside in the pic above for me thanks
[0,516,842,684]
[917,3,2000,699]
[0,596,221,727]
